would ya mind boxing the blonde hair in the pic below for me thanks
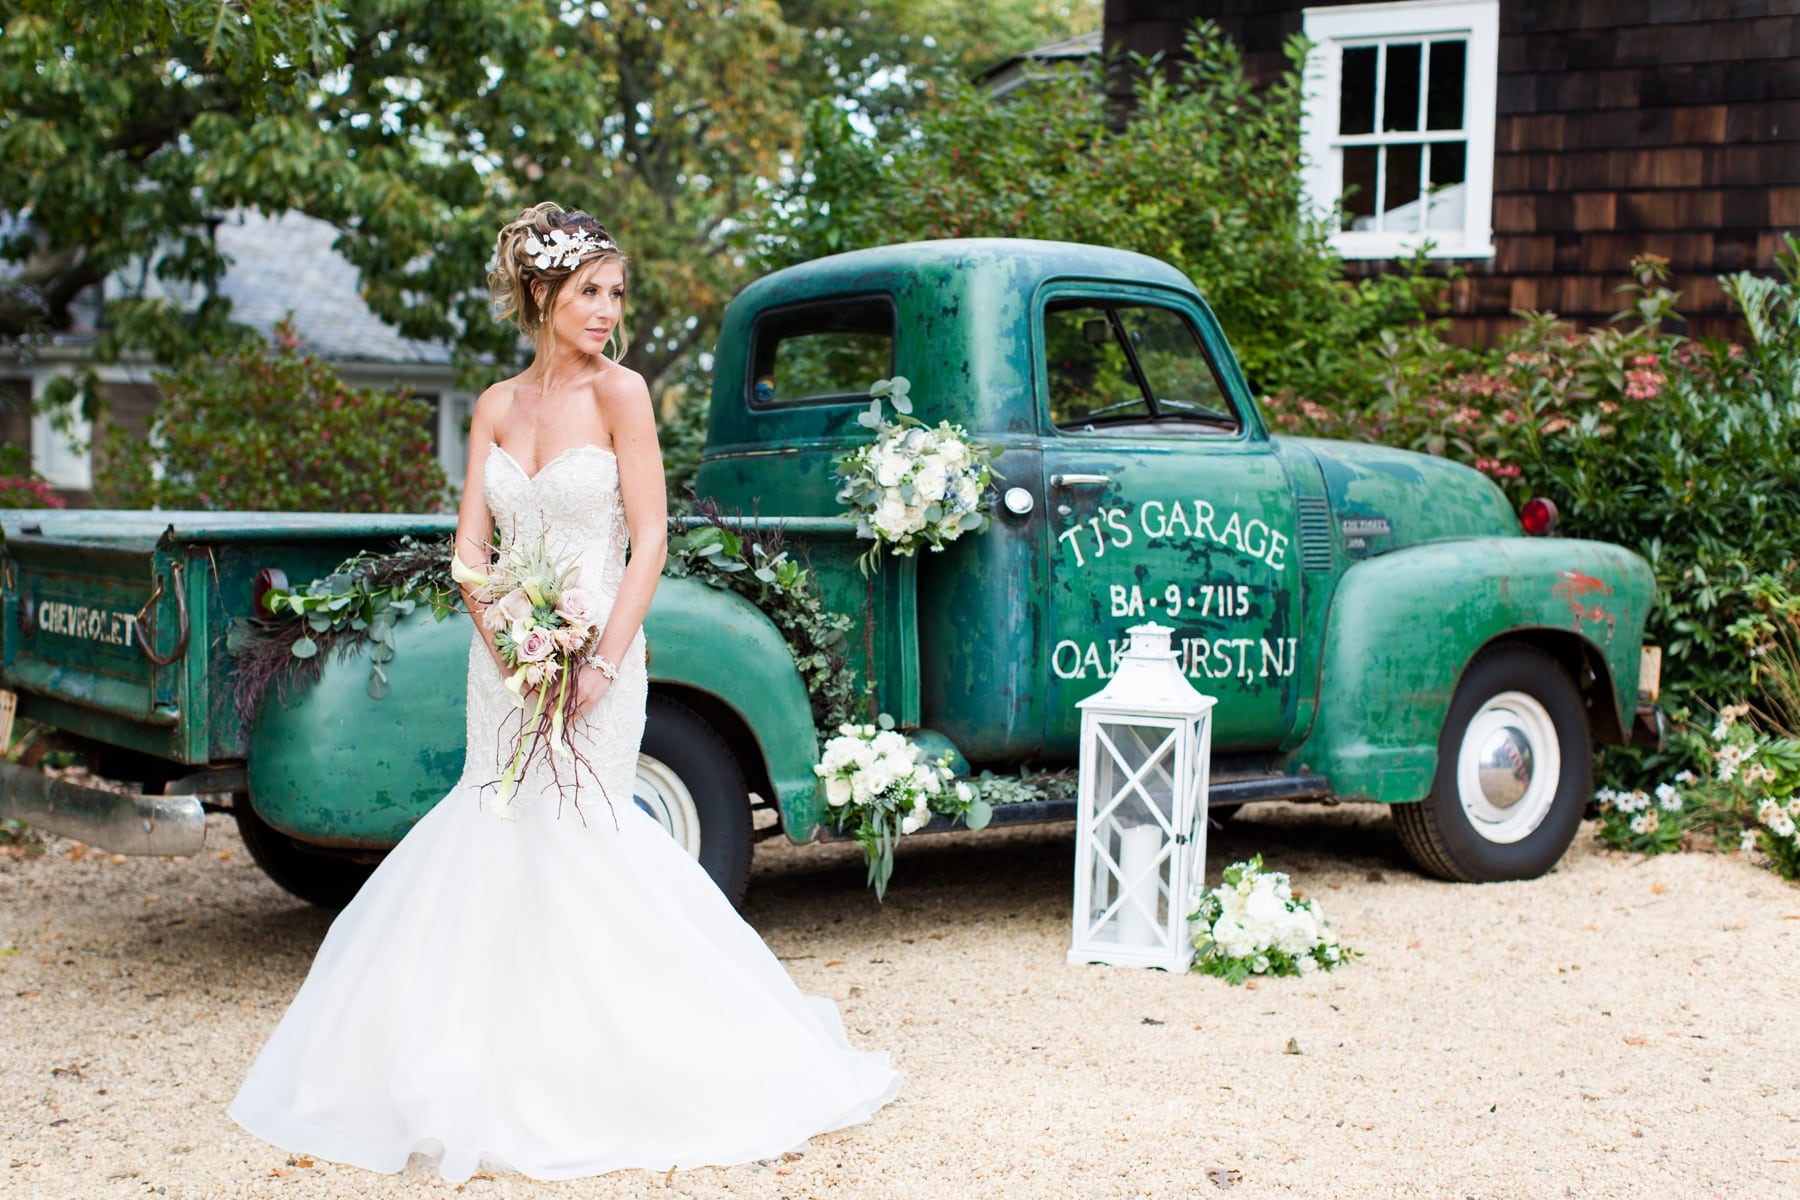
[489,201,630,361]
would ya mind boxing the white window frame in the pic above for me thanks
[30,370,92,491]
[1301,0,1499,259]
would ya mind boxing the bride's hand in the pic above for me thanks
[573,664,613,716]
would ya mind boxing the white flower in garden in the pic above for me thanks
[1740,829,1759,853]
[1655,783,1682,813]
[1787,796,1800,819]
[1675,770,1697,785]
[1630,814,1650,835]
[1718,760,1739,783]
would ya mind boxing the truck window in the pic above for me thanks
[1044,300,1239,435]
[748,297,895,407]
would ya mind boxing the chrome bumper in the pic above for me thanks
[0,759,206,856]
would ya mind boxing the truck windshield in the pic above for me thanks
[1044,300,1239,435]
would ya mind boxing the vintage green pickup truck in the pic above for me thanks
[0,239,1660,906]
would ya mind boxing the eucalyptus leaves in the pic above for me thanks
[834,377,998,572]
[227,537,459,718]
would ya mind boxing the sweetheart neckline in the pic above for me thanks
[487,441,617,484]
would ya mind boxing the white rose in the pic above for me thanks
[874,448,909,488]
[900,813,922,835]
[914,458,949,503]
[940,438,968,466]
[825,776,852,807]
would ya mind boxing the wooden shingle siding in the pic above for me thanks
[1104,0,1800,343]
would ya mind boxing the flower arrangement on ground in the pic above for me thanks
[451,536,609,822]
[1190,855,1348,984]
[834,376,998,572]
[815,715,993,899]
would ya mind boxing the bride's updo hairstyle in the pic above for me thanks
[489,201,629,360]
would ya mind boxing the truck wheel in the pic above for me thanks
[638,695,754,907]
[234,803,379,909]
[1392,646,1590,883]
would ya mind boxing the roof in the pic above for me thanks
[210,210,453,366]
[976,28,1102,94]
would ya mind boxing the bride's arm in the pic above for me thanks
[455,388,508,671]
[580,366,666,706]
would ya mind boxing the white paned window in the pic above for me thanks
[1301,0,1498,258]
[436,391,475,489]
[30,375,91,490]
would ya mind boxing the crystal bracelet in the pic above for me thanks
[584,652,620,682]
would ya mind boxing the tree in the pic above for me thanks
[2,0,1093,423]
[776,22,1440,398]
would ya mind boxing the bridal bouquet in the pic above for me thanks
[835,377,998,573]
[451,536,608,821]
[815,716,992,899]
[1190,856,1348,984]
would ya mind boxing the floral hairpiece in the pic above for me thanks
[522,227,617,272]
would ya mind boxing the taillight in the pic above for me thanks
[1519,497,1559,536]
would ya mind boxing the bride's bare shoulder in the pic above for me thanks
[592,362,651,419]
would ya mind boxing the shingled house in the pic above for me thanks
[1106,0,1800,341]
[0,210,472,505]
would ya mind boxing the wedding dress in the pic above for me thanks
[229,443,900,1181]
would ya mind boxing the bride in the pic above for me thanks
[228,202,900,1181]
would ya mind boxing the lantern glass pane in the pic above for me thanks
[1086,721,1178,947]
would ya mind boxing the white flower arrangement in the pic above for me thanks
[834,377,998,572]
[1189,856,1348,984]
[814,715,993,898]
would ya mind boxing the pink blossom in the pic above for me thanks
[517,627,556,662]
[496,589,534,626]
[1629,353,1660,368]
[552,625,587,654]
[555,586,599,629]
[1624,367,1664,401]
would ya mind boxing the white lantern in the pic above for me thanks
[1068,622,1216,971]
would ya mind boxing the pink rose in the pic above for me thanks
[552,625,587,654]
[517,627,556,663]
[495,588,534,626]
[556,586,599,628]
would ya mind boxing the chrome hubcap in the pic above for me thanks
[1456,691,1559,844]
[633,753,702,858]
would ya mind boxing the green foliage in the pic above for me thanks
[225,536,460,721]
[97,322,450,512]
[664,502,864,736]
[777,21,1440,397]
[3,0,1090,423]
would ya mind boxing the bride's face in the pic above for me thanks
[547,257,625,356]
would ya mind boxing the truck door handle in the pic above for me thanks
[135,563,189,668]
[1050,473,1112,488]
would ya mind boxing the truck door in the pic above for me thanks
[1038,288,1305,756]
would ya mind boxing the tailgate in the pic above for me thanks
[1,529,201,761]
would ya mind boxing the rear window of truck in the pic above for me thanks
[1043,299,1241,436]
[748,297,895,407]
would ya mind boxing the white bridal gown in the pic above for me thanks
[229,443,900,1181]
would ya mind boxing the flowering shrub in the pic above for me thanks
[814,715,992,899]
[1593,781,1690,855]
[0,476,64,508]
[1190,855,1348,984]
[98,320,450,512]
[834,377,997,572]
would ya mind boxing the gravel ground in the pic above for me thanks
[2,802,1798,1200]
